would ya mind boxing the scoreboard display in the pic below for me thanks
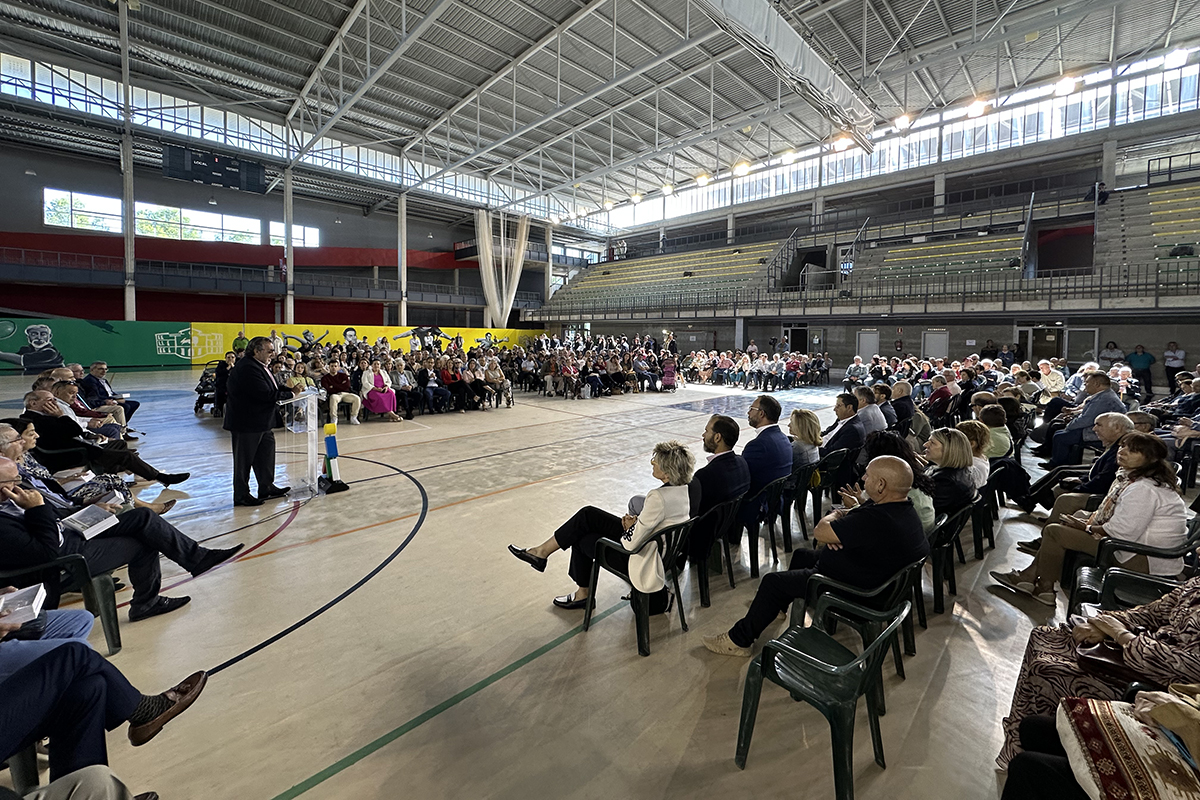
[162,145,267,193]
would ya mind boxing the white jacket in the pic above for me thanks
[622,484,692,593]
[360,369,393,399]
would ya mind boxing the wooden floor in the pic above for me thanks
[1,370,1069,799]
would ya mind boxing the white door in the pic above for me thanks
[921,330,950,360]
[1064,328,1099,369]
[856,330,880,359]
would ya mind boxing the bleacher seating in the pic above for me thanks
[854,233,1025,280]
[545,241,780,305]
[1094,182,1200,267]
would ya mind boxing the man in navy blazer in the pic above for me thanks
[223,337,301,507]
[688,414,751,559]
[736,395,792,533]
[821,393,867,456]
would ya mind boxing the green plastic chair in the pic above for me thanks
[782,462,819,543]
[0,554,121,656]
[691,496,743,605]
[584,518,695,657]
[928,505,974,614]
[735,597,911,800]
[4,746,38,794]
[746,475,794,577]
[809,449,850,524]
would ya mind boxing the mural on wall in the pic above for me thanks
[0,317,542,372]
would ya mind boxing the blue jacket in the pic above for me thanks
[742,425,793,500]
[1065,390,1127,440]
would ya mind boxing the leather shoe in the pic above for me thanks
[123,433,140,442]
[261,486,291,499]
[134,794,160,800]
[552,593,594,610]
[234,497,264,507]
[157,472,190,486]
[128,671,207,746]
[190,543,245,577]
[508,544,547,572]
[129,595,191,622]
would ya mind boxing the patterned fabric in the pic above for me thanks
[1093,470,1134,526]
[998,577,1200,769]
[1058,698,1200,799]
[18,453,131,506]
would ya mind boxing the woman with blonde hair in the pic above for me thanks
[509,441,694,614]
[921,427,977,513]
[787,408,822,469]
[955,419,992,490]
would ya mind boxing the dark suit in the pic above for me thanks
[688,451,751,558]
[1075,440,1120,495]
[20,411,159,480]
[78,375,139,421]
[893,395,916,423]
[0,642,140,782]
[223,357,293,503]
[821,416,866,456]
[738,426,793,529]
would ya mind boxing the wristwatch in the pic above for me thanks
[1085,524,1093,535]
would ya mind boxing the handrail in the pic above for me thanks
[763,228,800,290]
[1147,149,1200,185]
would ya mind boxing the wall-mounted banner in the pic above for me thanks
[0,317,541,372]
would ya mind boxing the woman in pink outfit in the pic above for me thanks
[360,359,402,421]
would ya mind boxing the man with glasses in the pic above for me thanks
[734,395,792,542]
[223,337,302,507]
[79,362,140,423]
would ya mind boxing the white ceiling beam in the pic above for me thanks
[286,0,370,122]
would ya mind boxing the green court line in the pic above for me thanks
[269,601,625,800]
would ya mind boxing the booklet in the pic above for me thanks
[0,583,46,626]
[62,504,119,540]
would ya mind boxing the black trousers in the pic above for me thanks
[1002,715,1089,800]
[730,548,819,647]
[553,506,669,612]
[231,429,278,503]
[1167,365,1184,394]
[86,440,160,481]
[61,507,206,611]
[1132,368,1153,397]
[0,642,140,782]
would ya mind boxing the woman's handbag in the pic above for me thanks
[1077,639,1145,685]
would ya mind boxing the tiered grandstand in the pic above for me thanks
[1095,181,1200,267]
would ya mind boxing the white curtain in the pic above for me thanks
[474,210,530,326]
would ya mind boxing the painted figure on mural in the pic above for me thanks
[393,326,454,353]
[282,329,329,353]
[0,323,65,374]
[474,333,510,348]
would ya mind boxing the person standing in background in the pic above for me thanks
[231,330,249,352]
[1126,345,1156,401]
[223,337,301,507]
[1164,342,1187,395]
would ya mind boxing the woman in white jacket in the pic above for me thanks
[359,359,402,422]
[508,441,694,613]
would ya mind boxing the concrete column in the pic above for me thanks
[726,213,735,244]
[545,224,554,301]
[283,168,295,324]
[119,1,135,321]
[811,194,825,229]
[484,309,494,328]
[372,264,379,286]
[734,316,746,350]
[398,194,408,326]
[934,173,946,214]
[453,268,459,293]
[1102,140,1118,187]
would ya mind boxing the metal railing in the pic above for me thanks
[529,261,1200,319]
[1147,149,1200,185]
[0,247,541,302]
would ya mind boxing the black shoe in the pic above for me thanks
[1037,461,1058,470]
[234,497,264,507]
[508,544,547,572]
[158,472,190,486]
[261,486,291,500]
[1015,496,1037,515]
[123,433,140,442]
[552,593,593,610]
[190,543,245,577]
[129,595,191,622]
[1016,539,1042,555]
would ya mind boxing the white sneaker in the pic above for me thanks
[702,632,751,657]
[348,417,361,425]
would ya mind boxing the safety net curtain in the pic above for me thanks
[474,210,530,326]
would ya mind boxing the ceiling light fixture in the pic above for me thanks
[24,169,36,176]
[662,183,674,195]
[603,200,614,211]
[893,114,912,130]
[427,232,434,239]
[780,150,796,165]
[696,174,711,187]
[1165,48,1189,69]
[207,195,217,205]
[334,216,342,224]
[967,99,988,118]
[833,137,851,151]
[549,215,560,225]
[1054,76,1077,97]
[733,162,751,177]
[631,193,643,204]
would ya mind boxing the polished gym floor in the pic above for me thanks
[1,370,1059,799]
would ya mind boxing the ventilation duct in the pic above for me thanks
[694,0,875,151]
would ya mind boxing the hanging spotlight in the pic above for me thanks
[631,192,643,204]
[695,174,711,187]
[732,162,751,177]
[661,183,674,195]
[603,200,615,211]
[1165,48,1189,69]
[893,114,912,130]
[1054,76,1077,97]
[967,99,988,118]
[549,215,560,225]
[780,150,796,165]
[833,137,851,151]
[334,216,342,224]
[207,195,217,205]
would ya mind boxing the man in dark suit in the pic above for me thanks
[224,337,301,507]
[16,392,187,486]
[0,456,240,621]
[736,395,792,536]
[891,380,917,424]
[78,362,140,422]
[821,393,867,456]
[688,414,751,560]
